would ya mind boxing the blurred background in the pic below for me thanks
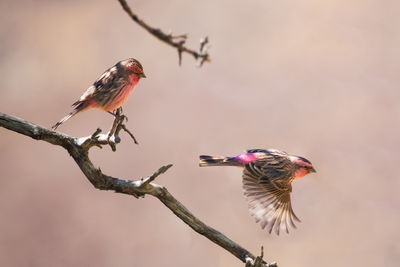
[1,0,399,266]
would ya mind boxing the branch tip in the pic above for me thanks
[91,128,102,138]
[121,124,138,144]
[144,164,173,185]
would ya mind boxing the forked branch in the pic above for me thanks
[118,0,210,66]
[0,112,276,267]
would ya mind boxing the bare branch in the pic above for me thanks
[0,111,276,266]
[118,0,210,66]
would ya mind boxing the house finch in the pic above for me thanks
[199,149,316,235]
[52,58,146,130]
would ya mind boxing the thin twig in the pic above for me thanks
[120,124,138,144]
[118,0,210,66]
[108,108,123,140]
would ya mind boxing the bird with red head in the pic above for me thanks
[52,58,145,130]
[199,148,316,235]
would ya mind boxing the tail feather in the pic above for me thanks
[52,110,79,130]
[51,101,89,130]
[199,155,242,167]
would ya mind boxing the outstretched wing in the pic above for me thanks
[242,155,300,235]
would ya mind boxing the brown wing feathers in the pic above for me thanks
[242,154,300,234]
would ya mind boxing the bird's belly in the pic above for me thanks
[101,84,135,111]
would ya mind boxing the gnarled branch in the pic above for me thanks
[118,0,210,66]
[0,112,276,267]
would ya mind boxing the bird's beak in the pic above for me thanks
[140,73,146,78]
[310,167,316,173]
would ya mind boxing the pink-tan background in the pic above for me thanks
[1,0,399,266]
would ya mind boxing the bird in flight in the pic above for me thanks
[52,58,146,130]
[199,149,316,235]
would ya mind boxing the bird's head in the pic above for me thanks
[123,58,146,78]
[289,155,316,180]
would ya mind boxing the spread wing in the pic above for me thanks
[242,154,300,235]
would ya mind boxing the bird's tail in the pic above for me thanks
[51,101,89,130]
[199,155,242,167]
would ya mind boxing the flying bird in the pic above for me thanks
[52,58,146,130]
[199,149,316,235]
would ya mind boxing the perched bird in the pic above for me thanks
[52,58,146,130]
[199,149,316,235]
